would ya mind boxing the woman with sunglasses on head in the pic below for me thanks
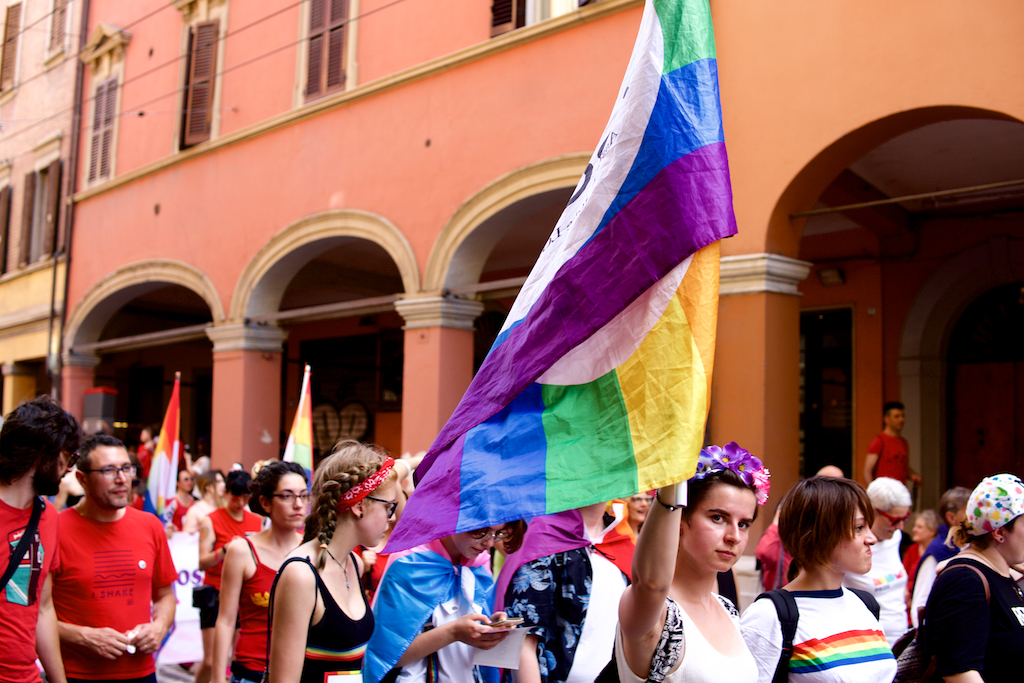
[269,441,400,683]
[364,520,526,683]
[211,461,308,683]
[841,476,912,646]
[616,443,767,683]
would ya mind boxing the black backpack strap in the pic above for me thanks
[848,588,881,621]
[755,589,799,683]
[1,496,44,591]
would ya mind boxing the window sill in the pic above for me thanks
[44,48,67,71]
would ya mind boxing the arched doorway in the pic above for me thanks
[947,283,1024,486]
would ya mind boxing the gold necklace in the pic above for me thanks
[323,548,351,590]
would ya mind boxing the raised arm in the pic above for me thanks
[617,484,681,678]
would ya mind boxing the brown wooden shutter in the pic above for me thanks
[50,0,67,51]
[19,171,35,266]
[1,4,21,90]
[42,159,61,257]
[100,81,116,178]
[0,186,10,275]
[182,20,218,147]
[491,0,526,37]
[305,0,347,100]
[88,80,107,182]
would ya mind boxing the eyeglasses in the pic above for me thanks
[468,527,513,542]
[875,508,911,525]
[80,464,137,480]
[629,495,654,504]
[271,491,311,504]
[365,495,398,519]
[64,450,80,469]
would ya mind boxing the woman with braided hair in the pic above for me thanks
[269,441,400,683]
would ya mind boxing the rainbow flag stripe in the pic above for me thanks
[283,364,313,470]
[144,372,181,520]
[388,0,735,552]
[790,629,894,673]
[304,643,367,662]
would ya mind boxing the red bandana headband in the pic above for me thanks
[337,457,395,513]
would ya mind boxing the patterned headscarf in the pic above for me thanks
[965,473,1024,536]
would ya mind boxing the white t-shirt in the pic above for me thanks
[909,554,938,628]
[565,549,627,683]
[739,588,896,683]
[842,530,909,646]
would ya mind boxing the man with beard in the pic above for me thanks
[54,434,177,683]
[0,395,82,683]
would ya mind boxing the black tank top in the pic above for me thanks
[274,556,374,683]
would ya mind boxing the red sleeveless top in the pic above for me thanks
[233,538,277,673]
[203,507,262,589]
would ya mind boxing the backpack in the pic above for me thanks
[892,562,990,683]
[755,587,880,683]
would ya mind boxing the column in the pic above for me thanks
[713,254,811,536]
[206,323,287,472]
[394,296,484,455]
[2,362,38,415]
[60,352,101,421]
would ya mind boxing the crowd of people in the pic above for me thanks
[2,394,1023,683]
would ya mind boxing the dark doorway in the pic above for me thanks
[947,283,1024,488]
[800,309,854,477]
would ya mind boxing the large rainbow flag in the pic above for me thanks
[282,364,313,470]
[144,371,181,521]
[388,0,735,552]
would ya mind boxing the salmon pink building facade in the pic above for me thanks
[29,0,1023,514]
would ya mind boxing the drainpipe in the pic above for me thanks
[48,0,90,402]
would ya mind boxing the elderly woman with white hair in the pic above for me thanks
[842,476,912,646]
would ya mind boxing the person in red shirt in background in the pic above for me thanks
[54,434,177,683]
[0,396,81,683]
[134,427,155,481]
[863,402,922,488]
[168,470,197,531]
[194,470,262,683]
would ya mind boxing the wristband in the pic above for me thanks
[655,490,683,512]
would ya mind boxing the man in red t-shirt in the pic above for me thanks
[863,401,922,487]
[54,434,177,683]
[0,396,81,683]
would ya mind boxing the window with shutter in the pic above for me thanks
[19,171,35,266]
[49,0,68,53]
[1,3,21,91]
[491,0,525,37]
[0,186,10,275]
[305,0,348,100]
[181,20,219,148]
[88,78,118,183]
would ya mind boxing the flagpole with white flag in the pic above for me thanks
[144,371,181,522]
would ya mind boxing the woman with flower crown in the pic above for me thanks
[615,442,769,683]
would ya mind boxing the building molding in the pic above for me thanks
[1,361,36,376]
[394,296,484,331]
[71,0,643,203]
[0,302,61,331]
[80,23,131,75]
[719,253,813,296]
[425,153,591,293]
[64,259,225,352]
[206,323,288,353]
[231,209,420,321]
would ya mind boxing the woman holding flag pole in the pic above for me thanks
[615,443,768,683]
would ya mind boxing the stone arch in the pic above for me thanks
[899,237,1024,505]
[767,106,1019,258]
[64,259,224,350]
[425,152,591,292]
[231,209,420,320]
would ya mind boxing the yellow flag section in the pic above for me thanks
[621,241,719,492]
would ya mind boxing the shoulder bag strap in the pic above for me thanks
[1,496,44,591]
[941,561,990,603]
[756,589,799,683]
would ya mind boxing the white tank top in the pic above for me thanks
[615,596,757,683]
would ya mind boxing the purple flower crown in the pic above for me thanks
[692,441,771,505]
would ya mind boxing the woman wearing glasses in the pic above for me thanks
[211,460,308,683]
[269,441,400,683]
[364,521,526,683]
[841,476,912,646]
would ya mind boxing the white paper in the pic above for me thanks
[472,628,531,670]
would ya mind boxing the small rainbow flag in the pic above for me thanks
[388,0,735,552]
[283,364,313,470]
[145,371,181,521]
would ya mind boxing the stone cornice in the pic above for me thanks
[394,297,484,331]
[719,253,813,296]
[205,323,288,352]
